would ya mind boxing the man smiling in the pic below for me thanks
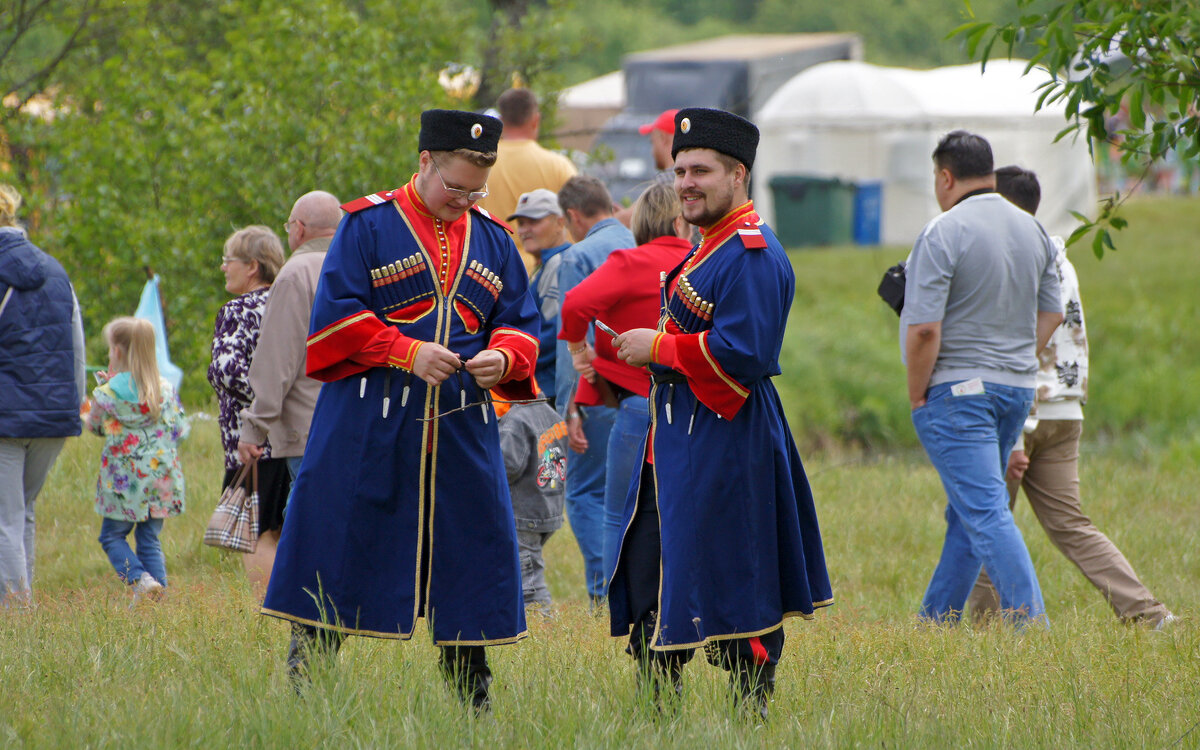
[609,108,832,719]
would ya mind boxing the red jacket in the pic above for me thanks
[559,235,692,401]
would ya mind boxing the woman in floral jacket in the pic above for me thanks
[86,317,186,601]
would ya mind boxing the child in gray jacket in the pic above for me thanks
[497,396,567,610]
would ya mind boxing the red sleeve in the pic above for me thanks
[306,311,423,382]
[488,326,539,401]
[651,331,749,420]
[558,252,632,342]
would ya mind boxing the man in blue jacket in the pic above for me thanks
[610,109,832,719]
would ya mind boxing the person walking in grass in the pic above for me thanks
[902,132,1062,627]
[0,183,86,609]
[967,166,1176,630]
[609,109,833,720]
[84,317,187,603]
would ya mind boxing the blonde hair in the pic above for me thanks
[223,225,286,284]
[631,182,683,246]
[104,317,162,420]
[0,184,22,227]
[429,148,498,169]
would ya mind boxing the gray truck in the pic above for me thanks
[585,33,862,204]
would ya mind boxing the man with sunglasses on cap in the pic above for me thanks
[610,108,833,719]
[262,109,540,712]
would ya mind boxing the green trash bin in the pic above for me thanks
[768,175,855,248]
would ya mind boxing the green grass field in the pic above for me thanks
[2,197,1198,747]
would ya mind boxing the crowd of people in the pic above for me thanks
[0,85,1176,720]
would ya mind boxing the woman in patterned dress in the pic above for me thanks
[207,226,289,591]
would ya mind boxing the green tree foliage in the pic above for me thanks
[21,0,458,402]
[956,0,1200,257]
[1,0,100,120]
[468,0,585,128]
[751,0,1028,67]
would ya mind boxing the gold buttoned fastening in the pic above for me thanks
[434,219,451,286]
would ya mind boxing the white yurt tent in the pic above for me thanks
[754,60,1098,245]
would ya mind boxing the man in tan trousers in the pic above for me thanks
[967,166,1175,629]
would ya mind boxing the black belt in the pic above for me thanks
[651,370,686,385]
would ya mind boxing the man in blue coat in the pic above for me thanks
[611,108,833,719]
[261,110,540,711]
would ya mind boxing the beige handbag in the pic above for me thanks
[203,461,259,553]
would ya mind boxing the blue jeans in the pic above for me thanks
[284,455,304,516]
[603,396,649,592]
[913,381,1046,625]
[565,404,616,600]
[98,517,167,586]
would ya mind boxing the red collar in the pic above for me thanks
[686,201,760,271]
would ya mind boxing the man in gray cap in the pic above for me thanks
[508,188,571,405]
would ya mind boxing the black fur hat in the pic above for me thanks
[418,109,502,154]
[671,107,759,171]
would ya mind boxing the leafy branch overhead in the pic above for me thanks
[954,0,1200,257]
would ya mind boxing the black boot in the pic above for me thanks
[439,646,492,714]
[634,653,685,714]
[286,623,344,694]
[730,661,775,721]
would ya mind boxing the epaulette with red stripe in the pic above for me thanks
[471,204,515,235]
[735,218,768,250]
[341,189,402,214]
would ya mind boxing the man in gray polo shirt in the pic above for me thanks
[902,130,1063,626]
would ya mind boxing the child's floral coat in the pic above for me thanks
[85,372,186,521]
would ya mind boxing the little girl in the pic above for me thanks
[84,316,186,601]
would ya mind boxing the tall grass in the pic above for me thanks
[2,196,1197,747]
[2,416,1196,747]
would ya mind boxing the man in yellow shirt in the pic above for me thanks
[478,88,577,272]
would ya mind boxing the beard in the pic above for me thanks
[680,187,736,229]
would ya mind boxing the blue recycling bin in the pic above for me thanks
[853,182,882,245]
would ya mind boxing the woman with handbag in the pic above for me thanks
[206,226,290,592]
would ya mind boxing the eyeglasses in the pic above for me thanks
[221,256,243,265]
[431,158,488,202]
[284,218,303,233]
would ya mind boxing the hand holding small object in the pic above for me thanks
[465,349,507,390]
[613,328,657,367]
[412,342,462,386]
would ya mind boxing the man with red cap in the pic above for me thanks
[262,109,540,712]
[617,109,681,227]
[638,109,680,173]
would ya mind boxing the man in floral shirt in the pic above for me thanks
[967,166,1175,628]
